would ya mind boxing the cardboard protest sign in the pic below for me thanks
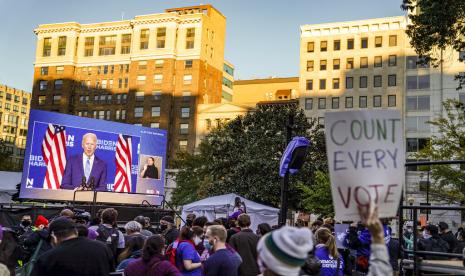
[325,110,404,221]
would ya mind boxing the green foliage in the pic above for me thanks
[295,171,334,217]
[402,0,465,89]
[0,138,15,171]
[171,103,327,208]
[415,99,465,202]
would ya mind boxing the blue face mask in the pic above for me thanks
[203,239,212,251]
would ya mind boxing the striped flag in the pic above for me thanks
[114,134,132,193]
[42,124,67,189]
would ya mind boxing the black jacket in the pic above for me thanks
[32,237,114,276]
[439,231,457,253]
[418,236,449,260]
[229,229,259,276]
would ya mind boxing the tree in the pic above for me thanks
[0,138,14,171]
[295,171,334,217]
[171,103,328,208]
[415,99,465,202]
[402,0,465,89]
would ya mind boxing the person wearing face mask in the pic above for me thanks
[174,226,202,276]
[160,216,179,246]
[31,217,115,276]
[403,221,414,258]
[185,213,196,228]
[14,214,33,238]
[203,225,242,276]
[417,224,449,260]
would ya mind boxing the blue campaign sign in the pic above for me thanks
[20,110,167,205]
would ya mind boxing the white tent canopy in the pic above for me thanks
[181,193,279,231]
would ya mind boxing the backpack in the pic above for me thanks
[165,239,194,270]
[96,225,120,258]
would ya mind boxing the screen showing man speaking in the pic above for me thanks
[20,110,167,205]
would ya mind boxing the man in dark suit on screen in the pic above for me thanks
[61,133,107,191]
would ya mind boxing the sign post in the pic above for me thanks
[325,110,404,221]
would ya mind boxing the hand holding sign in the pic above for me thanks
[325,110,404,221]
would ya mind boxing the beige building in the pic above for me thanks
[222,61,234,102]
[233,77,299,105]
[31,5,227,160]
[0,84,31,169]
[299,16,407,126]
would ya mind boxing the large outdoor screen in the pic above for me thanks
[20,110,167,205]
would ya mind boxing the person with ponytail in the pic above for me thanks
[314,227,344,276]
[124,234,181,276]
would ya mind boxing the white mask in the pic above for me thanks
[422,230,432,239]
[193,236,202,245]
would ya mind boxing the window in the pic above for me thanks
[389,35,397,46]
[406,138,429,152]
[121,34,131,54]
[181,107,190,118]
[38,96,46,105]
[407,75,430,89]
[407,76,417,89]
[135,91,144,101]
[360,76,368,88]
[374,56,382,67]
[185,60,193,69]
[332,78,340,89]
[318,98,326,109]
[406,116,430,132]
[373,95,382,107]
[54,79,63,90]
[6,93,11,100]
[304,98,313,110]
[180,123,189,134]
[53,95,61,104]
[318,117,325,126]
[183,75,192,85]
[151,122,160,129]
[307,60,314,71]
[320,41,327,52]
[152,91,162,100]
[179,140,188,151]
[360,57,368,68]
[41,67,48,76]
[84,37,94,56]
[21,107,26,114]
[320,60,327,70]
[333,59,340,70]
[58,36,67,56]
[419,75,430,89]
[359,96,367,108]
[186,28,195,49]
[347,39,354,50]
[407,95,430,111]
[361,37,368,48]
[345,97,353,108]
[56,66,64,74]
[155,59,165,69]
[43,37,51,57]
[388,95,396,107]
[5,103,10,110]
[140,29,149,49]
[306,80,313,90]
[157,27,166,48]
[388,74,397,87]
[182,91,191,101]
[333,40,340,51]
[307,42,314,52]
[115,109,126,120]
[138,61,147,70]
[459,51,465,61]
[374,75,382,87]
[388,55,397,66]
[137,75,146,86]
[407,56,417,69]
[346,77,353,89]
[332,97,339,109]
[375,36,382,47]
[319,79,326,90]
[151,106,160,117]
[346,58,354,69]
[134,107,143,118]
[99,35,116,55]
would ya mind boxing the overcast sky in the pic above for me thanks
[0,0,404,92]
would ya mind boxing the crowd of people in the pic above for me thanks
[2,202,457,276]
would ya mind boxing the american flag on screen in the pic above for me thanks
[114,134,132,193]
[42,124,67,189]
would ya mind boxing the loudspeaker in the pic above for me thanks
[288,146,308,170]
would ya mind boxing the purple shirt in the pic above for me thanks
[314,245,344,276]
[176,242,201,276]
[204,249,241,276]
[124,255,181,276]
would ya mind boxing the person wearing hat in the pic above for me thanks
[32,217,115,276]
[438,221,458,253]
[23,215,52,261]
[256,226,314,276]
[160,215,179,246]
